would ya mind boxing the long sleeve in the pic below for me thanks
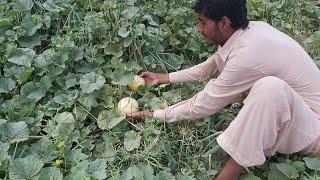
[169,53,220,83]
[154,61,265,122]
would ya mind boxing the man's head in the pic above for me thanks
[193,0,249,46]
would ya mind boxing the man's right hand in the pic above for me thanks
[140,71,170,85]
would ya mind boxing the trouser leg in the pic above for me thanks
[217,76,320,167]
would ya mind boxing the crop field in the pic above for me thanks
[0,0,319,179]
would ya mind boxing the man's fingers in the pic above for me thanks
[140,71,150,77]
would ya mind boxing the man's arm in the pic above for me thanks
[169,53,220,83]
[153,62,265,122]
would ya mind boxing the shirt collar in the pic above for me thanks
[217,26,248,62]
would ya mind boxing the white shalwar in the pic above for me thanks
[153,21,320,167]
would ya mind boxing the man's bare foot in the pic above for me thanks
[216,157,244,180]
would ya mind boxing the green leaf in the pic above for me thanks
[275,163,299,179]
[95,141,117,159]
[303,157,320,171]
[104,43,123,58]
[9,155,44,180]
[292,161,306,173]
[66,149,89,163]
[124,130,142,151]
[53,90,79,107]
[0,121,29,143]
[17,0,34,11]
[97,109,125,130]
[268,163,288,180]
[118,28,130,38]
[4,65,34,84]
[38,167,63,180]
[43,0,65,12]
[80,72,106,94]
[78,94,98,108]
[122,6,139,19]
[21,82,46,102]
[240,172,261,180]
[155,171,175,180]
[0,143,9,166]
[21,15,43,36]
[7,48,35,67]
[52,112,75,124]
[88,159,107,180]
[65,169,90,180]
[30,137,59,162]
[122,166,144,180]
[137,163,156,180]
[18,34,43,48]
[109,173,121,180]
[177,175,197,180]
[110,68,135,86]
[0,77,16,93]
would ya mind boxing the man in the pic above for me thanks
[127,0,320,179]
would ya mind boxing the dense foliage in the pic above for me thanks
[0,0,319,179]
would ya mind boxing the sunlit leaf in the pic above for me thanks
[80,72,106,94]
[88,159,107,180]
[97,109,125,130]
[9,155,44,180]
[17,0,34,11]
[38,167,63,180]
[0,143,9,166]
[155,171,175,180]
[124,130,141,151]
[0,121,29,143]
[303,157,320,171]
[7,48,35,67]
[118,28,130,38]
[0,77,15,93]
[275,163,299,179]
[21,15,43,36]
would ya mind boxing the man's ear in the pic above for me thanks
[218,16,232,30]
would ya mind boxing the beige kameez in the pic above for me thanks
[153,21,320,167]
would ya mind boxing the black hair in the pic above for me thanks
[193,0,249,30]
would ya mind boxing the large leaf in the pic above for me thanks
[21,15,43,36]
[97,109,125,130]
[122,166,144,180]
[9,155,44,180]
[52,112,75,124]
[0,77,16,93]
[7,48,35,67]
[155,171,175,180]
[0,121,29,143]
[0,143,9,166]
[88,159,107,180]
[124,130,142,151]
[17,0,34,11]
[80,72,106,94]
[3,65,33,84]
[30,137,60,162]
[19,34,44,48]
[42,0,65,12]
[37,167,63,180]
[303,157,320,171]
[21,82,46,102]
[268,163,288,180]
[104,42,123,58]
[118,28,131,38]
[275,163,299,179]
[65,149,89,163]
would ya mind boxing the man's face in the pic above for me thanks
[197,14,224,46]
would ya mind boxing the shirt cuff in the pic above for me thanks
[153,109,166,120]
[168,72,180,83]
